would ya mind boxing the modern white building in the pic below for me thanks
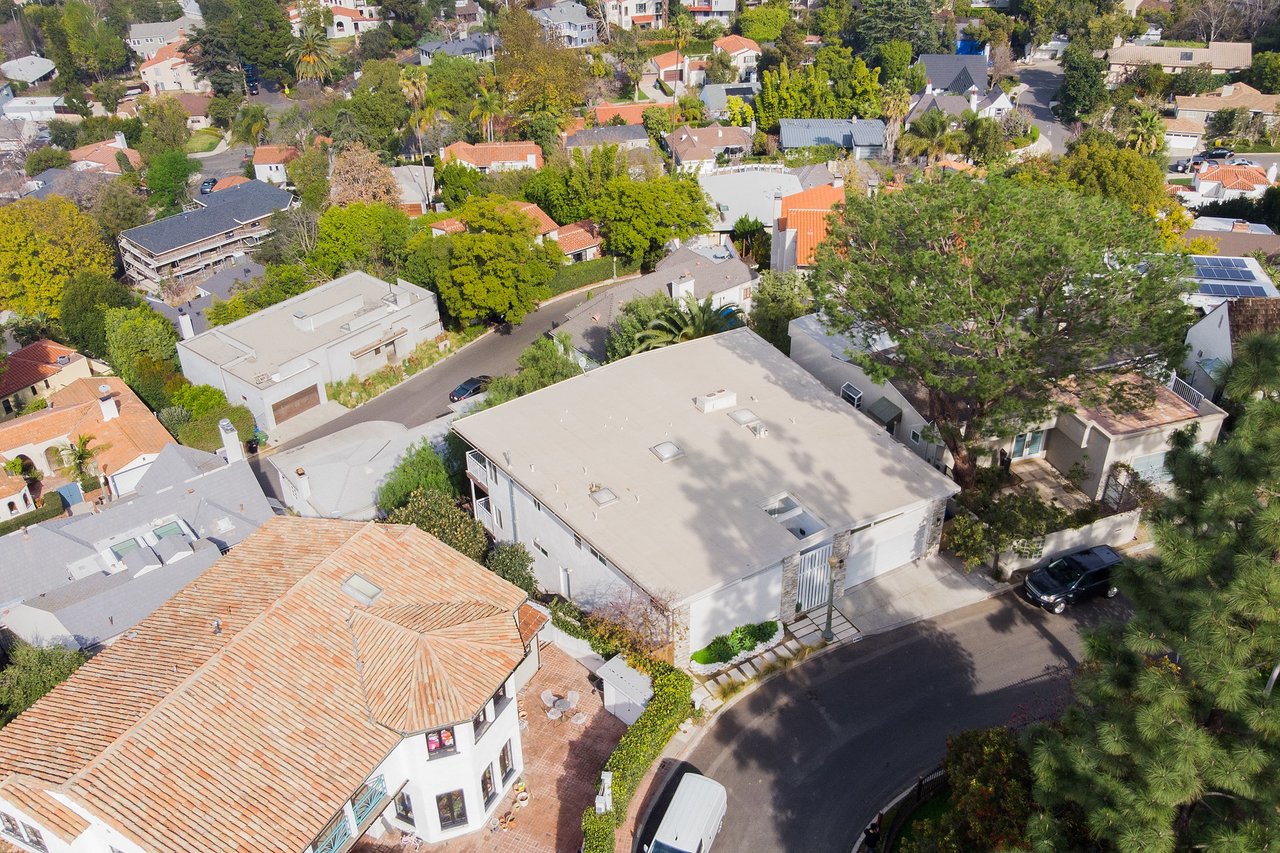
[0,517,546,852]
[177,272,443,432]
[453,329,959,663]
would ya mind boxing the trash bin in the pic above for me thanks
[245,438,259,455]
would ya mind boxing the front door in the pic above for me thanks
[796,543,833,611]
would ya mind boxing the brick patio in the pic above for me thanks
[355,643,625,853]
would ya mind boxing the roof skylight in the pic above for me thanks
[650,441,685,463]
[728,408,760,426]
[341,573,383,606]
[590,486,619,507]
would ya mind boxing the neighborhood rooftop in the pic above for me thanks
[119,179,294,254]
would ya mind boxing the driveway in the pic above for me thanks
[195,146,252,180]
[678,592,1126,853]
[1016,61,1072,154]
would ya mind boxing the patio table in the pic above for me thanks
[553,698,571,712]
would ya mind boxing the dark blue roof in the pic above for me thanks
[919,54,989,94]
[120,180,294,254]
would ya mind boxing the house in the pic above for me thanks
[126,15,201,59]
[173,92,214,129]
[555,220,602,262]
[440,140,543,172]
[600,0,661,29]
[1174,82,1280,125]
[687,0,733,23]
[565,123,651,152]
[288,2,385,39]
[148,260,266,339]
[1163,116,1205,156]
[778,118,887,158]
[139,39,211,94]
[0,55,56,85]
[0,377,174,499]
[713,35,762,79]
[0,516,546,851]
[788,313,1227,500]
[665,124,752,171]
[252,144,298,184]
[1,96,68,121]
[532,1,599,47]
[1102,41,1252,85]
[0,340,93,420]
[19,167,107,202]
[68,131,143,176]
[0,437,272,650]
[454,328,958,661]
[1186,217,1280,257]
[905,88,1013,123]
[771,181,846,273]
[1184,297,1280,395]
[0,464,33,522]
[1027,34,1069,62]
[177,272,443,431]
[418,33,499,65]
[700,82,761,121]
[699,166,803,236]
[431,200,556,239]
[918,53,989,95]
[0,117,36,153]
[1184,253,1279,312]
[648,49,702,87]
[118,179,295,286]
[391,164,434,216]
[552,245,756,368]
[452,0,483,25]
[1186,162,1277,207]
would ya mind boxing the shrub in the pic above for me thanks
[0,492,66,537]
[943,727,1033,851]
[169,384,229,418]
[16,397,48,416]
[485,543,538,595]
[545,256,639,296]
[692,620,778,663]
[158,405,191,435]
[376,439,455,513]
[384,488,489,562]
[691,635,734,665]
[176,405,254,452]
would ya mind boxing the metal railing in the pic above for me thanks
[1168,374,1205,410]
[465,448,489,483]
[311,816,351,853]
[351,775,388,826]
[475,496,494,529]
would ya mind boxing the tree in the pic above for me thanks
[634,296,744,353]
[354,25,394,62]
[590,176,712,267]
[1028,362,1280,849]
[0,197,113,319]
[0,643,86,726]
[182,22,245,96]
[286,144,330,211]
[963,113,1006,165]
[61,0,126,79]
[347,59,411,154]
[138,94,193,153]
[1125,107,1165,155]
[59,433,103,481]
[946,479,1067,576]
[496,9,587,117]
[24,147,70,177]
[231,103,270,146]
[876,39,912,83]
[815,46,882,118]
[486,543,537,595]
[724,95,754,127]
[881,79,910,162]
[755,61,841,132]
[811,177,1194,491]
[60,272,135,357]
[169,384,229,418]
[482,333,583,406]
[145,150,198,210]
[704,49,735,85]
[748,270,810,354]
[312,202,411,277]
[1056,140,1167,209]
[851,0,940,59]
[1252,51,1280,93]
[731,215,768,265]
[898,108,964,164]
[290,25,336,82]
[329,143,399,206]
[1057,44,1107,121]
[469,84,504,144]
[385,488,488,562]
[5,313,62,348]
[231,0,295,85]
[91,179,148,239]
[641,106,674,138]
[737,3,789,42]
[103,305,178,387]
[605,293,673,362]
[438,161,482,210]
[91,79,126,113]
[377,439,456,513]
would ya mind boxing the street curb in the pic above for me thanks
[847,770,942,853]
[537,272,642,308]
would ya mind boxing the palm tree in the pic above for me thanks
[412,88,453,153]
[672,12,694,91]
[400,65,430,161]
[633,296,745,353]
[230,104,269,146]
[290,26,336,83]
[60,434,104,482]
[898,108,965,165]
[470,84,505,143]
[881,80,911,163]
[1126,109,1165,156]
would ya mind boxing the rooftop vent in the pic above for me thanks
[695,389,737,413]
[341,573,383,606]
[650,441,685,462]
[55,354,70,366]
[750,422,769,438]
[590,486,618,507]
[728,408,760,426]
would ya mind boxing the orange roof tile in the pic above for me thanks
[68,139,142,174]
[517,602,549,644]
[441,140,543,169]
[252,144,299,166]
[593,102,670,126]
[555,220,602,254]
[139,39,186,72]
[431,216,466,234]
[650,49,682,69]
[0,340,81,399]
[516,201,558,236]
[1198,163,1271,191]
[211,175,249,191]
[0,781,88,842]
[777,184,845,267]
[714,35,761,55]
[0,518,530,852]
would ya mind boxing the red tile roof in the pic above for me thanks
[68,138,143,174]
[714,35,761,55]
[252,144,299,166]
[593,102,671,126]
[776,184,845,267]
[441,140,543,169]
[211,175,249,191]
[555,220,602,254]
[517,602,549,643]
[139,39,186,72]
[1197,163,1271,191]
[0,340,81,399]
[650,49,682,70]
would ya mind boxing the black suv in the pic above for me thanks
[1023,545,1122,614]
[1200,146,1235,159]
[448,375,492,402]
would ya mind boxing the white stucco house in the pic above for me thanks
[0,517,547,852]
[1184,296,1280,396]
[453,329,959,663]
[176,272,443,432]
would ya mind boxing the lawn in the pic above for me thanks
[892,787,952,852]
[1168,177,1192,186]
[184,129,224,154]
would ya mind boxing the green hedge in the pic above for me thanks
[691,620,778,664]
[580,659,694,852]
[545,256,639,297]
[176,405,255,452]
[0,492,67,537]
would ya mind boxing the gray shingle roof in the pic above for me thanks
[418,33,500,58]
[778,119,886,150]
[120,180,293,255]
[919,54,989,94]
[566,124,651,148]
[699,82,761,112]
[148,260,265,337]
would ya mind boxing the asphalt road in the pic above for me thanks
[677,592,1127,853]
[1016,61,1071,154]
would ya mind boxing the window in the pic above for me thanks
[909,430,921,445]
[1,399,10,414]
[394,791,415,824]
[573,534,582,549]
[534,540,548,557]
[22,825,45,852]
[481,765,497,806]
[499,739,515,781]
[495,507,503,528]
[473,703,493,741]
[153,521,185,540]
[5,502,14,515]
[533,498,541,512]
[426,726,457,758]
[436,790,468,829]
[840,382,863,410]
[588,546,607,566]
[1010,429,1046,459]
[110,538,141,560]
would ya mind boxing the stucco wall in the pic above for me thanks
[685,564,782,653]
[998,509,1142,576]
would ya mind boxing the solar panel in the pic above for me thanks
[1193,262,1256,282]
[1198,283,1271,298]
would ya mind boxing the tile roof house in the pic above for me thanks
[252,144,298,185]
[552,245,755,367]
[0,438,271,650]
[288,1,385,39]
[118,179,295,285]
[0,377,174,499]
[772,181,846,272]
[1174,81,1280,124]
[1187,162,1278,207]
[713,34,762,79]
[0,516,546,851]
[0,340,93,420]
[599,0,663,31]
[440,140,544,172]
[139,39,210,94]
[1184,296,1280,395]
[0,464,33,524]
[648,49,702,86]
[1102,41,1252,84]
[664,123,752,171]
[918,53,989,95]
[592,101,673,126]
[68,132,143,176]
[455,328,958,662]
[789,313,1227,500]
[778,118,887,157]
[430,201,601,262]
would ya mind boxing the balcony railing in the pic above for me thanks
[351,775,388,826]
[312,816,351,853]
[475,496,494,530]
[465,449,489,484]
[1168,374,1205,410]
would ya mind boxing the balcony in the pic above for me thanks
[351,775,389,826]
[465,448,489,484]
[313,815,351,853]
[475,496,494,530]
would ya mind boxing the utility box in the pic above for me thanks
[598,655,654,726]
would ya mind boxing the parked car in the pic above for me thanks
[1230,158,1261,167]
[1200,146,1235,159]
[1023,545,1122,614]
[1174,155,1222,172]
[448,375,492,402]
[645,774,727,853]
[199,177,217,194]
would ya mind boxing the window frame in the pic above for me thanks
[436,789,468,830]
[481,764,497,807]
[394,790,415,824]
[425,725,457,759]
[499,739,515,782]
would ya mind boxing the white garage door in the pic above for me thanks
[843,507,930,591]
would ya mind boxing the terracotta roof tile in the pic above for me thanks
[68,139,143,173]
[1176,82,1280,115]
[714,35,761,55]
[593,102,672,125]
[252,144,298,166]
[139,39,187,72]
[555,220,602,254]
[211,175,249,191]
[777,184,845,267]
[515,201,558,236]
[650,49,682,69]
[442,140,543,169]
[0,340,81,399]
[517,602,549,643]
[1197,164,1271,191]
[0,780,88,842]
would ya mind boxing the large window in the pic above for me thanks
[1011,429,1046,459]
[426,726,457,758]
[499,740,514,782]
[436,790,468,830]
[153,521,185,540]
[473,703,493,742]
[394,791,415,824]
[481,765,496,807]
[109,538,141,560]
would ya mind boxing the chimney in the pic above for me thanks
[177,310,195,340]
[773,190,783,224]
[218,418,244,463]
[968,88,978,112]
[1232,219,1252,232]
[113,131,127,149]
[668,274,695,300]
[97,385,118,422]
[294,467,311,500]
[832,173,844,188]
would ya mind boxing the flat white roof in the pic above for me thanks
[454,329,958,602]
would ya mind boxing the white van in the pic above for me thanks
[645,773,728,853]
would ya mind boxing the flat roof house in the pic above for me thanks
[0,438,271,650]
[453,328,958,662]
[118,179,295,286]
[177,272,443,432]
[0,339,93,420]
[0,516,545,852]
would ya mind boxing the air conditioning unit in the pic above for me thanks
[695,388,737,413]
[840,382,862,410]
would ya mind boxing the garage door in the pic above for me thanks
[270,385,321,424]
[843,508,929,590]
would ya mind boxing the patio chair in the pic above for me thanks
[546,707,563,721]
[571,712,588,725]
[540,689,557,708]
[565,690,581,709]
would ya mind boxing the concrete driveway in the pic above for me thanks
[1016,61,1072,154]
[680,592,1127,852]
[835,553,1004,635]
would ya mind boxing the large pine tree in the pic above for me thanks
[1028,336,1280,851]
